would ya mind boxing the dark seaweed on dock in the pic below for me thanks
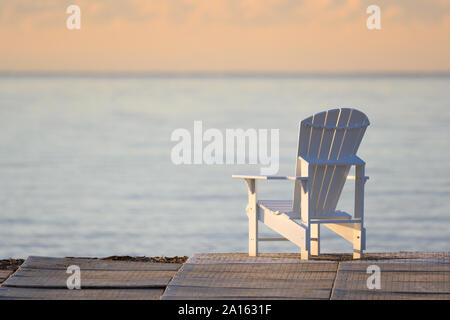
[100,255,188,264]
[0,259,25,271]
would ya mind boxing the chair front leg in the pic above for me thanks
[310,224,320,256]
[301,235,310,260]
[353,163,366,259]
[245,179,258,256]
[300,161,311,261]
[353,224,363,259]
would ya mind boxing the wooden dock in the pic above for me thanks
[0,270,13,284]
[0,256,182,300]
[1,252,449,300]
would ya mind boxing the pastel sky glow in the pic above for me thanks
[1,0,449,72]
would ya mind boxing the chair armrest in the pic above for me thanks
[347,175,370,181]
[299,155,365,166]
[232,175,308,181]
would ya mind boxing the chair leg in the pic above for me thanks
[301,227,311,260]
[301,249,310,260]
[249,215,258,257]
[353,224,363,259]
[310,224,320,256]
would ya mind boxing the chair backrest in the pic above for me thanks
[292,108,369,217]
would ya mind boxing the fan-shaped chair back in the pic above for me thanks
[293,108,370,216]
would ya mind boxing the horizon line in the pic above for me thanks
[1,70,449,78]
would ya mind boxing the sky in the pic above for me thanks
[0,0,449,73]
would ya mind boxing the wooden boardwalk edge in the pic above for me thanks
[1,252,449,300]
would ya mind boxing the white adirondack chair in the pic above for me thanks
[233,108,370,260]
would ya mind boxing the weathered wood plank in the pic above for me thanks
[184,252,450,264]
[331,288,450,300]
[0,270,13,283]
[336,270,449,282]
[3,269,176,288]
[333,278,449,294]
[21,256,181,271]
[331,258,450,300]
[0,287,163,300]
[0,256,182,300]
[162,285,331,300]
[176,263,337,278]
[163,295,316,300]
[185,252,339,264]
[166,278,334,290]
[338,260,450,272]
[162,254,337,299]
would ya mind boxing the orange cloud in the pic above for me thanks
[0,0,448,72]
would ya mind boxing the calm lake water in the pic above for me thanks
[0,74,449,258]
